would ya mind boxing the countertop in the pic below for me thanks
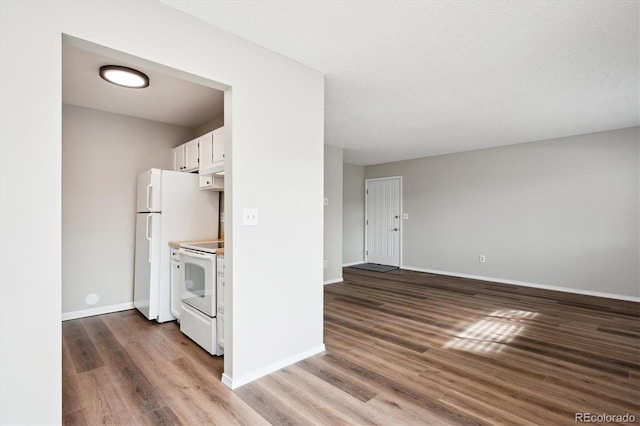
[168,239,224,255]
[168,239,223,248]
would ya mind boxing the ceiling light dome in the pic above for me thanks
[99,65,149,88]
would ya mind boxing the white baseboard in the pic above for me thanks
[324,278,343,285]
[342,261,365,267]
[62,302,135,321]
[221,343,326,389]
[221,373,233,389]
[401,265,640,302]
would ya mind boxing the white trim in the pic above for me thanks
[61,302,135,321]
[365,176,404,182]
[401,265,640,302]
[342,261,365,267]
[324,278,343,285]
[221,344,326,389]
[221,373,233,389]
[364,176,403,267]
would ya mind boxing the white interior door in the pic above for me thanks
[366,177,401,266]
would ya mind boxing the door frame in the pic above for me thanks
[364,176,403,267]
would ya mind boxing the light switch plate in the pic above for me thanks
[403,213,409,219]
[243,208,258,226]
[324,198,329,206]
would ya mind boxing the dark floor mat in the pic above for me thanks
[349,263,399,273]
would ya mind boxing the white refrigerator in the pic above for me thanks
[134,168,219,322]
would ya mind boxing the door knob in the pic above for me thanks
[393,228,399,231]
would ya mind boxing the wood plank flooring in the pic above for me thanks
[63,268,640,425]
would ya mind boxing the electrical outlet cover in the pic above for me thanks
[243,208,258,226]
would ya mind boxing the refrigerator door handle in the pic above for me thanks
[146,214,152,262]
[146,184,153,211]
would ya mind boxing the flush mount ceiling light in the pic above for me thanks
[99,65,149,88]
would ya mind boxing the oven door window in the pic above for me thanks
[181,257,215,317]
[185,262,206,296]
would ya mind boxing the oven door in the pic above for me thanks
[178,249,216,317]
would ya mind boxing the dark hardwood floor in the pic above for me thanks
[63,267,640,425]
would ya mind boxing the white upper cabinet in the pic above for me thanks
[199,126,225,175]
[172,127,224,174]
[172,138,199,172]
[212,127,225,167]
[185,139,199,171]
[198,132,213,173]
[172,145,184,172]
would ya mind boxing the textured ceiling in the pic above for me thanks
[161,0,639,165]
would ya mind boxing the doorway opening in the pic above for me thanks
[61,34,232,386]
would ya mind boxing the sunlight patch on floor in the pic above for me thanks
[444,309,538,353]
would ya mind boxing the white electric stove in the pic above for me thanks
[177,241,224,356]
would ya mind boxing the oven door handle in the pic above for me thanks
[179,249,214,259]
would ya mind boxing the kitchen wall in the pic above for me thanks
[195,113,224,135]
[365,127,639,300]
[343,163,365,265]
[62,104,195,317]
[1,2,324,423]
[324,145,343,284]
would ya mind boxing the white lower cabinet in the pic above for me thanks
[217,312,224,350]
[216,254,225,350]
[170,248,182,320]
[217,255,225,313]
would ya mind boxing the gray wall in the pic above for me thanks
[62,104,195,316]
[324,145,343,283]
[365,127,639,299]
[195,113,224,136]
[2,2,324,421]
[343,163,365,265]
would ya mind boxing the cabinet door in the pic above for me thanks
[199,174,224,191]
[216,255,225,352]
[198,132,213,174]
[172,145,185,171]
[184,139,199,172]
[170,259,182,319]
[212,127,225,166]
[216,255,225,312]
[217,312,224,350]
